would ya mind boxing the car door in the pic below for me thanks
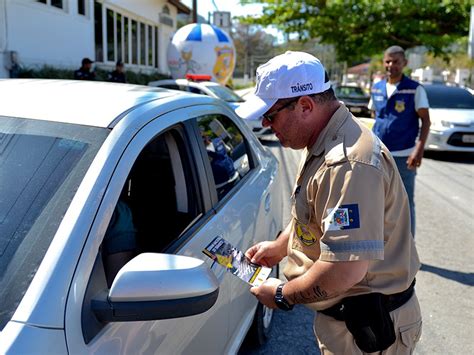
[195,113,281,352]
[65,106,235,355]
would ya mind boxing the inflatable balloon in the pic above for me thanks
[167,23,236,85]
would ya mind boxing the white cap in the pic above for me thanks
[236,51,331,120]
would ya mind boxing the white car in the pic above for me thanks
[148,77,244,109]
[148,78,274,140]
[0,79,282,354]
[425,84,474,152]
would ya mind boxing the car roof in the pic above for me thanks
[424,83,470,94]
[0,79,182,127]
[149,78,219,88]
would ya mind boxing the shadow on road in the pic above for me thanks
[420,263,474,286]
[423,151,474,164]
[239,305,320,355]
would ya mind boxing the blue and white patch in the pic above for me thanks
[325,204,360,231]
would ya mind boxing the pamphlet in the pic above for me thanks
[203,236,271,287]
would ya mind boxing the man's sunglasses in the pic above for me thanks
[262,97,299,123]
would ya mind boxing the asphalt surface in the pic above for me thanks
[238,305,320,355]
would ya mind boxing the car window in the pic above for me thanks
[197,115,251,201]
[206,85,245,103]
[335,86,367,98]
[160,84,180,90]
[188,86,204,95]
[426,86,474,109]
[0,117,108,331]
[100,128,203,286]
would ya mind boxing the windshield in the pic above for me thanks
[0,117,108,330]
[206,85,245,103]
[335,86,368,98]
[426,86,474,109]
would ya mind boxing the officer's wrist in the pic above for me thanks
[281,283,294,305]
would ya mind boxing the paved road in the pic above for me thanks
[239,136,474,354]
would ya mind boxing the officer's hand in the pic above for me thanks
[245,241,285,267]
[250,277,281,309]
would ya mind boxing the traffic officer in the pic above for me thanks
[369,45,430,237]
[108,60,127,83]
[237,51,422,354]
[74,57,96,81]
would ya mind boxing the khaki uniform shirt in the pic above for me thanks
[283,105,420,311]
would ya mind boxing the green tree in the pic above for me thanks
[240,0,471,63]
[232,23,275,77]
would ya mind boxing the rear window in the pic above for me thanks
[426,86,474,109]
[335,86,368,98]
[0,117,108,330]
[206,85,245,103]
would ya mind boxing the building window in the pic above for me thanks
[36,0,64,9]
[131,20,137,65]
[155,26,159,69]
[94,4,159,68]
[94,1,103,62]
[148,25,153,67]
[140,23,146,66]
[117,14,123,62]
[106,9,114,62]
[51,0,63,9]
[78,0,86,16]
[124,17,129,64]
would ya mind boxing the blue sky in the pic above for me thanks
[181,0,263,19]
[181,0,283,41]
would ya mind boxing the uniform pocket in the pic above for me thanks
[399,319,422,349]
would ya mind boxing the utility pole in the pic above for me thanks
[192,0,197,23]
[469,5,473,87]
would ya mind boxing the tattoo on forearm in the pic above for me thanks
[290,285,330,304]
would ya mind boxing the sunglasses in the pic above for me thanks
[262,97,299,123]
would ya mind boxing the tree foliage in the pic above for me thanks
[232,23,276,76]
[240,0,472,63]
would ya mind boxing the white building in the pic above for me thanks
[0,0,190,78]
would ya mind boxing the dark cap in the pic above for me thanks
[116,60,124,66]
[82,57,94,65]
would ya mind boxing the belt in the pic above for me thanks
[320,279,416,321]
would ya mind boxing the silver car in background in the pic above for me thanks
[0,79,282,354]
[425,84,474,152]
[148,77,274,140]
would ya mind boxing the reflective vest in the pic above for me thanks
[371,76,420,152]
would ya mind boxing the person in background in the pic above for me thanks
[369,45,430,237]
[6,51,21,78]
[74,57,96,81]
[108,60,127,83]
[102,199,137,287]
[237,51,421,355]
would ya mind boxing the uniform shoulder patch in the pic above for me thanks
[325,204,360,231]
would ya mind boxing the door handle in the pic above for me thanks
[264,193,271,212]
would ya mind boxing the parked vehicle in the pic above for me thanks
[424,84,474,152]
[148,74,244,110]
[0,79,282,354]
[148,76,273,140]
[334,84,371,117]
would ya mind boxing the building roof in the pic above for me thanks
[347,62,370,75]
[168,0,191,14]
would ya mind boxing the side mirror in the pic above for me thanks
[91,253,219,322]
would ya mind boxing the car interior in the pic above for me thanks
[101,130,202,286]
